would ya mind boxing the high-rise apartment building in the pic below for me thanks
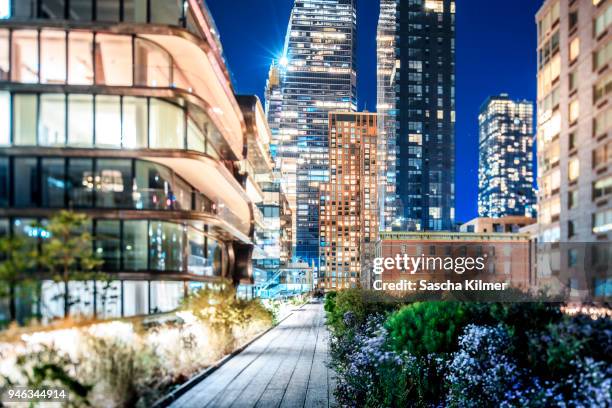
[319,112,378,290]
[536,0,611,299]
[377,0,456,232]
[478,94,535,218]
[268,0,357,266]
[0,0,259,321]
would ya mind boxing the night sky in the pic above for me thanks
[207,0,542,223]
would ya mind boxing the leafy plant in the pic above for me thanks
[37,211,103,318]
[0,235,36,324]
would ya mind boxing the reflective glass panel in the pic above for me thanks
[94,34,132,86]
[95,220,121,271]
[11,30,38,83]
[0,91,8,145]
[0,157,8,207]
[67,158,93,207]
[123,280,148,316]
[135,38,172,87]
[39,93,66,146]
[41,157,66,207]
[13,158,39,207]
[123,220,148,270]
[0,29,8,80]
[149,221,183,271]
[122,96,148,148]
[68,94,94,146]
[68,31,94,85]
[95,159,133,208]
[40,30,66,84]
[150,99,184,149]
[95,95,121,147]
[13,94,37,145]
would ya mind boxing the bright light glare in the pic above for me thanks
[0,0,9,19]
[279,56,289,67]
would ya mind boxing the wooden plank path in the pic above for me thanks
[169,301,336,408]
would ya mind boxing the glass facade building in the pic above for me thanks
[377,0,456,232]
[478,94,535,218]
[0,0,257,322]
[267,0,357,267]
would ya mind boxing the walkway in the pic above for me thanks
[169,301,336,408]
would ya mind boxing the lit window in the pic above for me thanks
[569,99,579,124]
[39,94,66,146]
[568,157,580,182]
[0,91,8,145]
[594,4,612,37]
[569,37,580,62]
[95,34,133,86]
[40,30,66,84]
[68,31,94,85]
[11,30,38,83]
[0,0,9,19]
[0,29,8,80]
[593,209,612,234]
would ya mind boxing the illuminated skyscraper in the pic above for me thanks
[478,94,535,218]
[319,112,378,290]
[377,0,456,232]
[376,0,398,231]
[267,0,357,266]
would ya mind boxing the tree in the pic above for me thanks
[37,211,103,318]
[0,235,34,323]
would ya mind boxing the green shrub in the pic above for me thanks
[385,301,469,356]
[324,289,399,335]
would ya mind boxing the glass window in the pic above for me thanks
[172,175,192,210]
[68,280,95,317]
[68,94,93,146]
[122,96,148,148]
[96,0,120,22]
[68,0,93,20]
[95,159,133,208]
[94,34,132,86]
[95,95,121,147]
[150,0,182,25]
[0,29,8,80]
[0,91,8,145]
[95,280,121,318]
[0,157,8,207]
[123,220,148,270]
[0,1,9,18]
[134,38,172,87]
[38,0,65,18]
[187,106,207,153]
[68,31,94,85]
[13,94,37,145]
[134,160,173,210]
[40,30,66,84]
[11,30,38,83]
[150,281,183,313]
[569,99,579,124]
[150,99,184,149]
[187,227,206,275]
[67,158,93,207]
[207,236,223,277]
[149,221,183,271]
[569,37,579,62]
[39,93,66,146]
[13,158,39,207]
[123,0,148,22]
[41,157,65,207]
[568,157,580,182]
[123,280,149,317]
[95,220,121,271]
[595,5,612,37]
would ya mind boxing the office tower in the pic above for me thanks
[377,0,456,232]
[536,0,611,299]
[376,0,398,231]
[0,0,257,320]
[319,112,378,290]
[478,94,535,218]
[269,0,357,266]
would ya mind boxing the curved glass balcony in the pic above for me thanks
[0,27,243,159]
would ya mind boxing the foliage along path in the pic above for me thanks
[170,301,336,408]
